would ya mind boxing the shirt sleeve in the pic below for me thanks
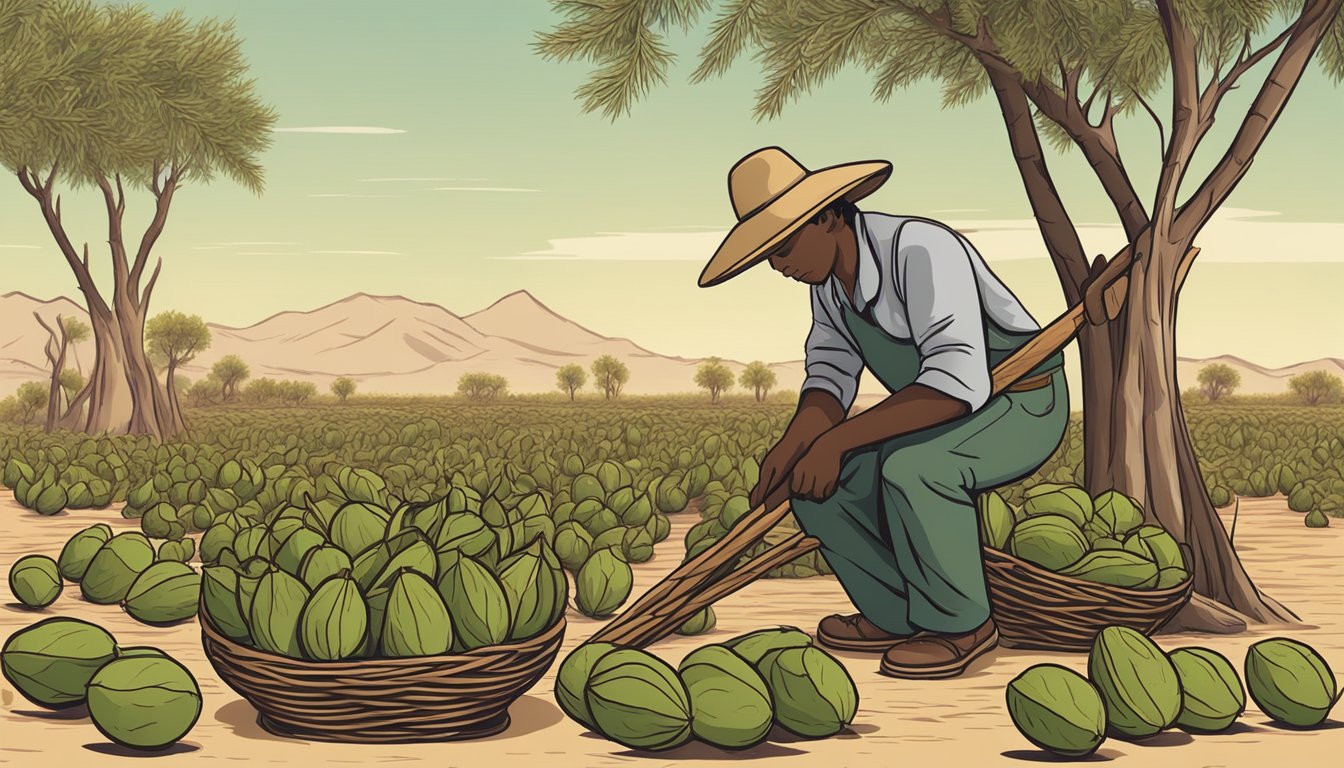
[801,285,863,411]
[895,220,992,412]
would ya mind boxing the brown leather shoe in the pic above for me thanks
[816,613,917,653]
[879,619,999,679]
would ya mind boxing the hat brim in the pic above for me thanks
[698,160,892,288]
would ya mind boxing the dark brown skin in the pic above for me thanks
[748,209,972,508]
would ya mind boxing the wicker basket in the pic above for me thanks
[983,547,1193,652]
[200,611,565,743]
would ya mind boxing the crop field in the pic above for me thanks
[2,402,1341,765]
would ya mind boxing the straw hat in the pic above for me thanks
[698,147,892,287]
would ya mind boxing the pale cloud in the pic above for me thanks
[307,193,402,199]
[307,250,404,256]
[236,251,301,256]
[192,241,301,250]
[432,186,540,193]
[0,244,39,249]
[273,126,406,134]
[361,177,490,182]
[511,208,1343,264]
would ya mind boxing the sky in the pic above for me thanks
[2,0,1342,374]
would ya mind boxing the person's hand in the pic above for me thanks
[750,440,803,508]
[790,434,845,502]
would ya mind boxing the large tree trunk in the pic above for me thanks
[164,359,188,435]
[80,305,137,434]
[1086,236,1297,627]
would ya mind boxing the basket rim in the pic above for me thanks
[199,601,566,669]
[982,545,1193,598]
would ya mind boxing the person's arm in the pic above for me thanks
[750,287,862,507]
[790,221,991,500]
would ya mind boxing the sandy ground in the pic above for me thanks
[1,492,1341,767]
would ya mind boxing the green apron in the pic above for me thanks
[790,303,1068,635]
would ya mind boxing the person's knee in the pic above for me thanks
[881,446,963,491]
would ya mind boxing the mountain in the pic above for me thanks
[0,290,1336,400]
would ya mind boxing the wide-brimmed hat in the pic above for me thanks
[698,147,892,287]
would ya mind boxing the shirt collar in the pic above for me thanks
[853,212,880,311]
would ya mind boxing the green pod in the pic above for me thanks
[678,644,773,748]
[9,555,62,608]
[1170,647,1246,732]
[574,547,632,619]
[380,570,452,657]
[201,566,250,642]
[249,570,310,658]
[675,606,716,636]
[1245,637,1339,727]
[1087,626,1181,737]
[57,523,113,581]
[436,552,511,651]
[299,573,368,661]
[1,617,117,708]
[274,527,326,576]
[585,648,691,751]
[87,655,202,750]
[1006,664,1107,757]
[81,532,156,605]
[554,641,618,729]
[299,545,353,590]
[723,626,813,665]
[755,646,858,738]
[123,561,200,625]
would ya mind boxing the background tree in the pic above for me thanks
[14,381,48,424]
[740,361,778,402]
[279,380,317,405]
[331,377,357,403]
[145,311,210,434]
[591,355,630,400]
[694,357,736,404]
[241,378,279,405]
[538,0,1344,630]
[59,369,85,405]
[1289,371,1344,406]
[556,364,587,401]
[0,0,276,438]
[458,372,509,401]
[33,312,82,431]
[1197,363,1241,402]
[186,377,222,407]
[211,356,250,402]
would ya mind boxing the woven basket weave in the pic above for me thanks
[983,547,1192,652]
[201,611,565,743]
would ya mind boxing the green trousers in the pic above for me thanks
[791,303,1068,635]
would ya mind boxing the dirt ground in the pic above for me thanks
[2,492,1341,767]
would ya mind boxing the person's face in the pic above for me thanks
[766,209,843,285]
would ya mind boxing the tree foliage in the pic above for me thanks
[740,360,778,402]
[331,376,357,403]
[458,372,509,401]
[1289,371,1344,406]
[1197,363,1241,402]
[591,355,631,400]
[60,317,89,345]
[14,381,47,423]
[694,357,735,403]
[58,368,85,400]
[145,311,210,371]
[556,363,587,401]
[211,355,250,402]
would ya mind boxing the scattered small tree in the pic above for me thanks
[458,372,509,401]
[15,381,48,424]
[33,313,90,431]
[556,364,587,401]
[1197,363,1240,402]
[211,356,250,402]
[1289,371,1344,406]
[145,311,211,433]
[694,357,735,404]
[241,377,279,405]
[186,376,222,407]
[331,377,357,403]
[740,361,778,402]
[591,355,630,400]
[279,380,317,405]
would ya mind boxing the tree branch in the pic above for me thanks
[1132,88,1167,160]
[93,172,131,292]
[1152,0,1201,229]
[141,257,164,308]
[887,3,1149,240]
[130,166,179,296]
[18,166,110,317]
[1201,21,1298,123]
[1174,0,1342,242]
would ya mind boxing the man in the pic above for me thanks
[699,147,1067,679]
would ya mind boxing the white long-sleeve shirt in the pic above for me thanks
[802,212,1041,413]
